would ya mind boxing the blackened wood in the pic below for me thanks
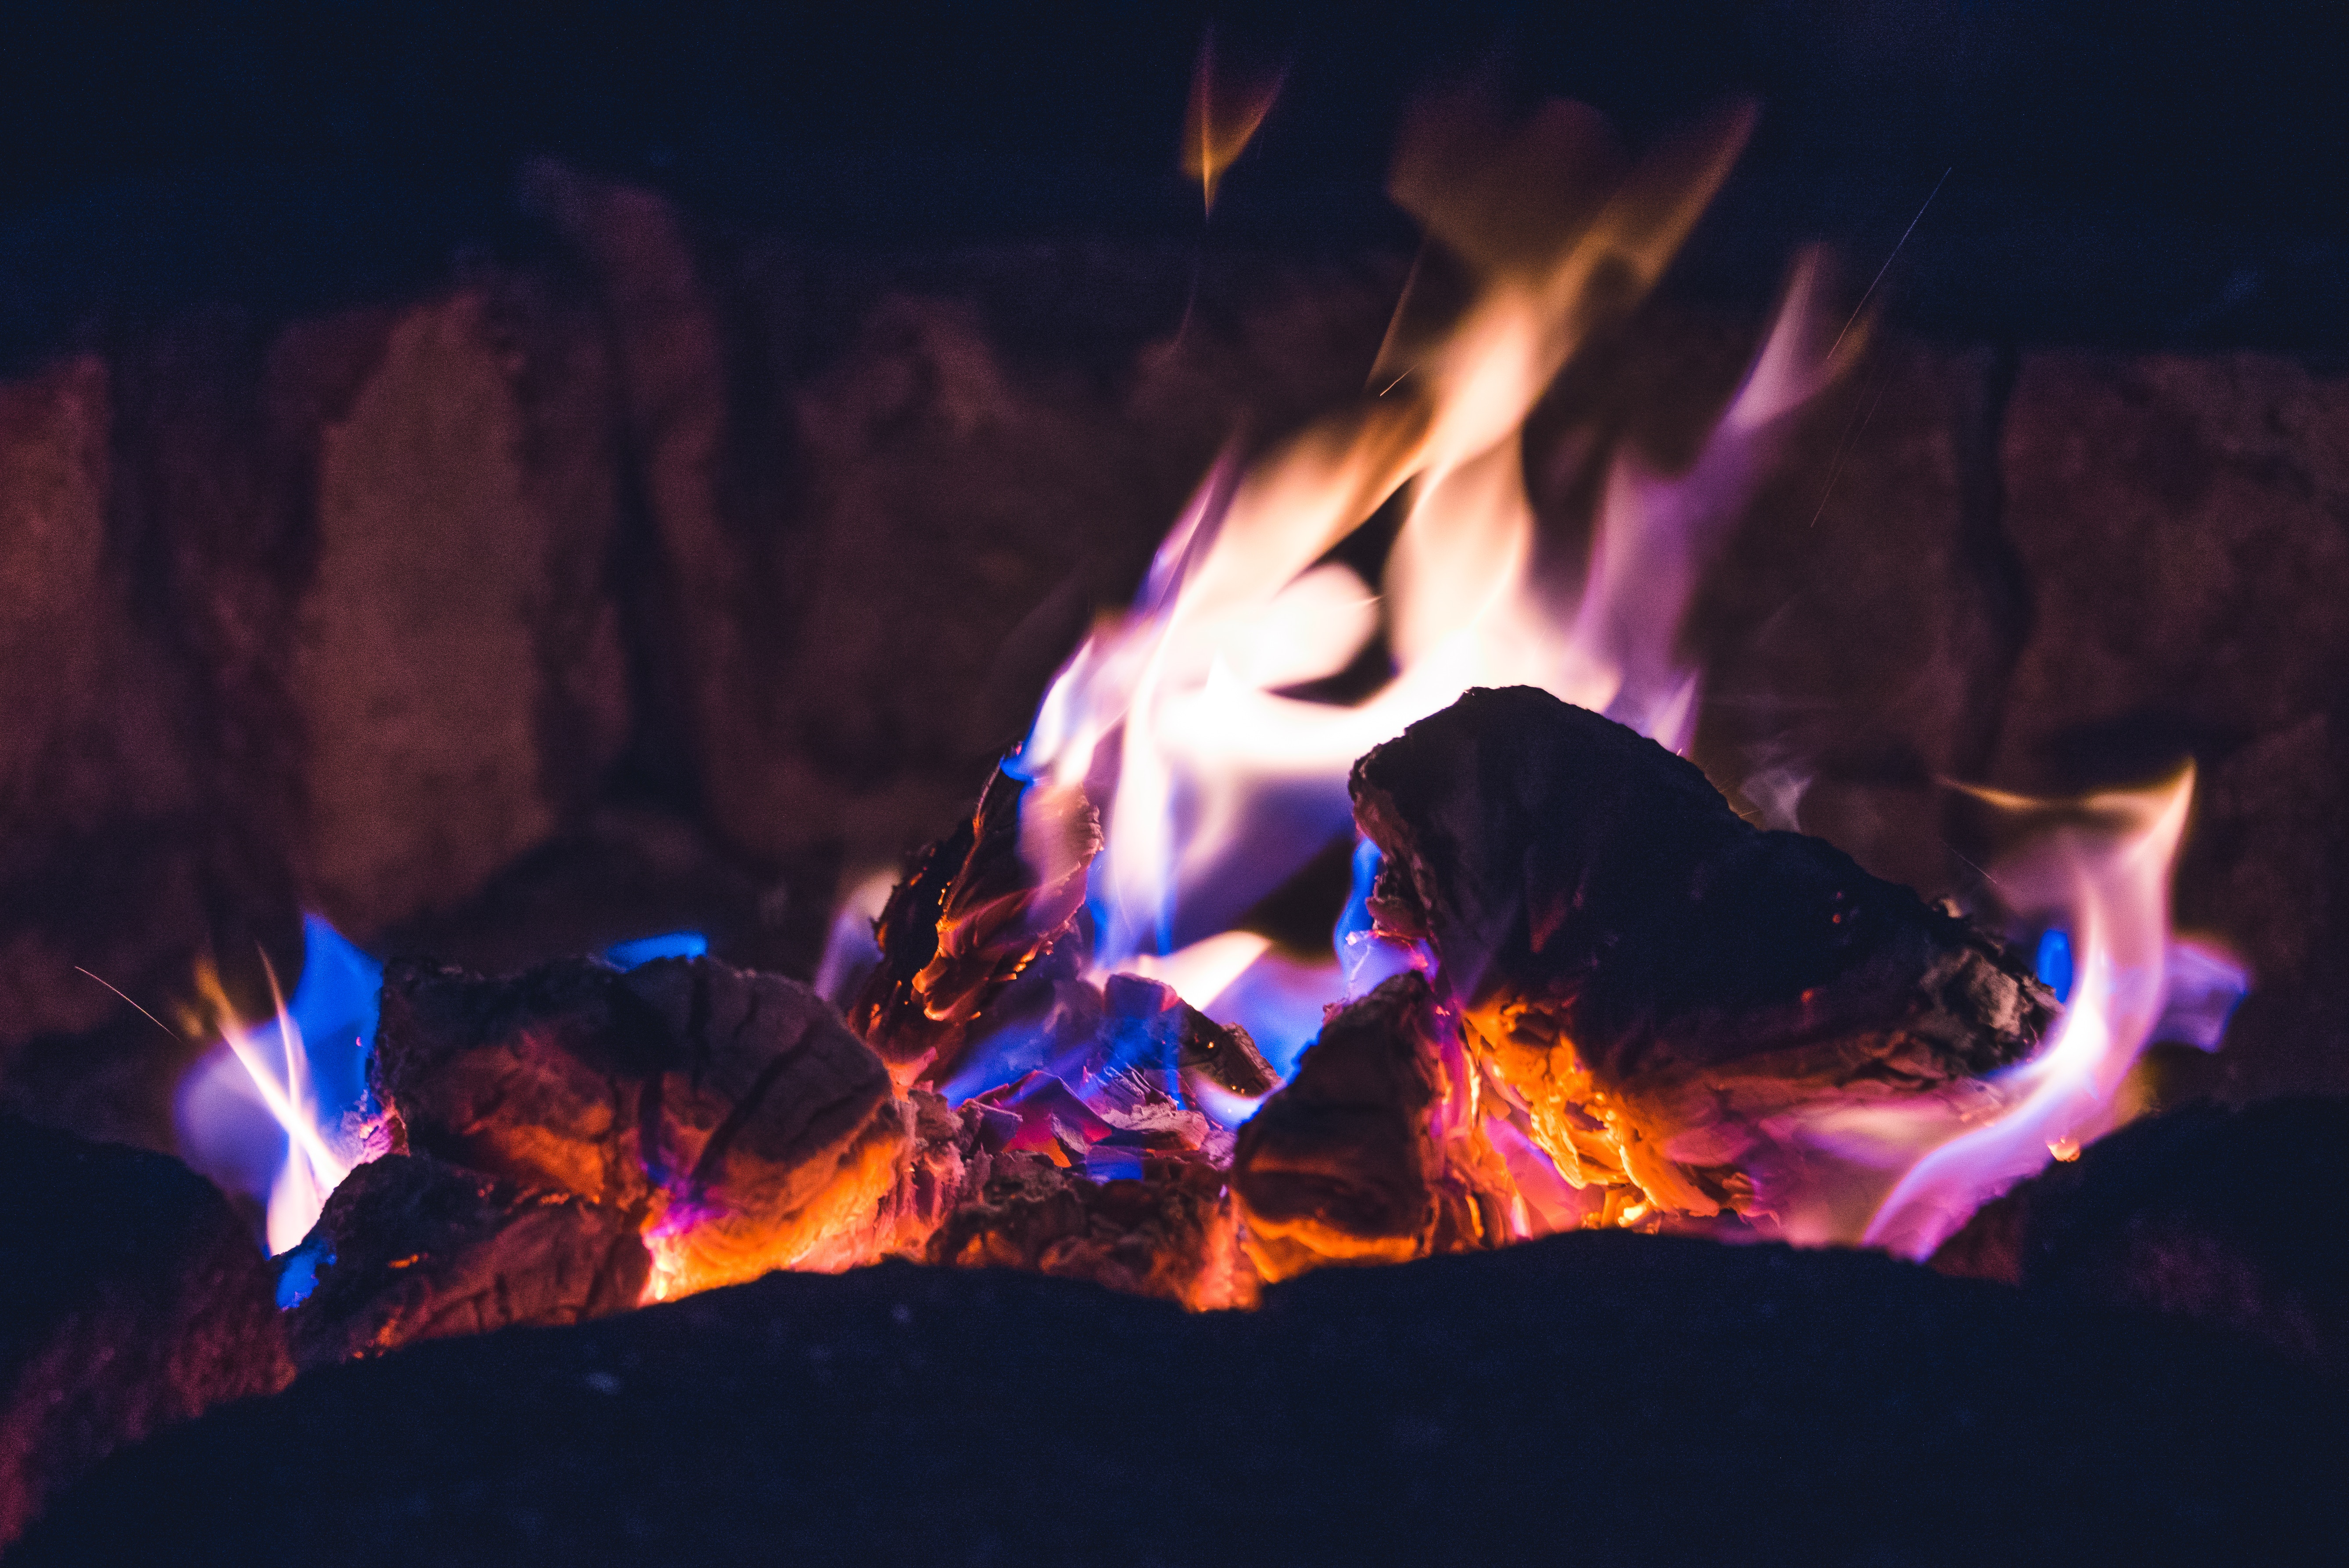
[850,768,1099,1088]
[1932,1095,2349,1374]
[1230,972,1513,1281]
[0,1114,289,1547]
[283,1152,648,1373]
[1351,686,2054,1218]
[373,954,905,1294]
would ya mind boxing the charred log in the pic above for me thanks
[1931,1096,2349,1375]
[1230,972,1515,1282]
[282,1152,650,1373]
[1350,686,2055,1223]
[849,767,1101,1088]
[373,955,907,1296]
[0,1115,290,1548]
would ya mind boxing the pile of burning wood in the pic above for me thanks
[272,684,2051,1366]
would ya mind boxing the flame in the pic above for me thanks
[1862,769,2235,1259]
[1013,96,1850,1052]
[175,914,384,1254]
[1182,28,1284,214]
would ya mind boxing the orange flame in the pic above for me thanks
[1182,28,1284,214]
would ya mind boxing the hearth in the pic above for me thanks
[4,7,2347,1564]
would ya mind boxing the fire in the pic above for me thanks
[177,919,723,1260]
[175,915,383,1254]
[1862,770,2244,1259]
[1182,28,1283,214]
[162,89,2256,1340]
[881,89,2247,1273]
[1003,93,1850,1074]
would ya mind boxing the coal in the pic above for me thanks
[1231,971,1515,1281]
[1931,1095,2349,1374]
[0,1114,289,1548]
[13,1235,2342,1567]
[373,954,906,1296]
[282,1152,649,1374]
[1352,686,2055,1224]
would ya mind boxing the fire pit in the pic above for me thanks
[3,8,2346,1562]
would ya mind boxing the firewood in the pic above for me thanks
[797,1088,987,1271]
[373,954,907,1296]
[282,1152,649,1372]
[0,1114,290,1548]
[930,1149,1253,1310]
[849,767,1101,1088]
[1230,972,1516,1282]
[1350,686,2055,1223]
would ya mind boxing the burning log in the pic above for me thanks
[1931,1096,2349,1374]
[281,1152,650,1373]
[929,1151,1250,1310]
[850,767,1101,1088]
[0,1114,290,1548]
[1230,971,1516,1282]
[1350,686,2056,1226]
[373,954,908,1298]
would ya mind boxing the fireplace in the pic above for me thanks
[2,6,2345,1562]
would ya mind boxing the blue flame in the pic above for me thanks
[2034,927,2075,1004]
[284,912,383,1124]
[274,1234,332,1310]
[607,931,710,969]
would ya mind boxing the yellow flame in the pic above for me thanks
[1182,28,1283,214]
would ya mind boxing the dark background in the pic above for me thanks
[5,1,2348,363]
